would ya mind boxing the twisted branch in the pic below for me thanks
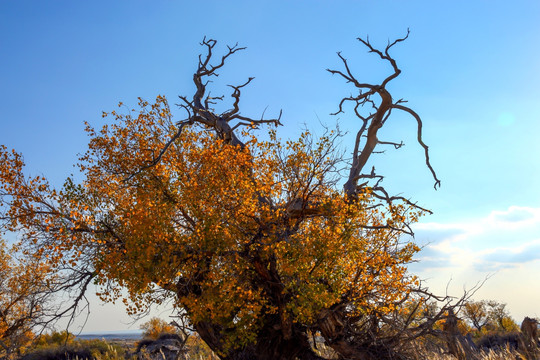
[328,30,440,209]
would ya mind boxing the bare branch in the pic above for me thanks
[223,77,255,120]
[392,104,441,189]
[328,31,439,206]
[197,37,246,78]
[371,186,433,215]
[327,52,376,90]
[123,119,192,182]
[355,166,384,187]
[185,38,282,148]
[357,29,410,88]
[378,140,404,149]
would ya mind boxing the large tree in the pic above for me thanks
[0,34,449,359]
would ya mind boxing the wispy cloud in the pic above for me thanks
[412,206,540,272]
[489,206,537,224]
[479,239,540,269]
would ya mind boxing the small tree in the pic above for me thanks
[140,317,178,340]
[462,300,518,335]
[463,300,490,333]
[486,300,518,333]
[0,238,53,356]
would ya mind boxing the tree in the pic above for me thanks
[0,237,53,357]
[486,300,519,333]
[463,300,490,333]
[140,317,178,340]
[462,300,518,335]
[0,34,450,359]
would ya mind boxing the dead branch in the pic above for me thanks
[183,38,281,148]
[392,104,441,189]
[328,30,440,208]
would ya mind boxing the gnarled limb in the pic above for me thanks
[176,37,281,148]
[392,104,441,189]
[328,30,440,202]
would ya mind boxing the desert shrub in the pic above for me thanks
[21,338,126,360]
[0,329,34,359]
[476,332,521,351]
[139,318,178,341]
[135,333,185,354]
[184,333,217,359]
[31,330,76,348]
[135,338,155,354]
[136,333,187,360]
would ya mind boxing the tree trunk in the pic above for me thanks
[195,317,327,360]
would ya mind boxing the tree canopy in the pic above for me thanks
[0,35,449,360]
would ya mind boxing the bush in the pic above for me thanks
[476,332,521,351]
[139,318,177,341]
[184,334,217,359]
[21,338,127,360]
[32,330,76,348]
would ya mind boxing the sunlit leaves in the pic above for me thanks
[0,95,424,352]
[0,238,52,353]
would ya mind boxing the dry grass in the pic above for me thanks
[419,345,525,360]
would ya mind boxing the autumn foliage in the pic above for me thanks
[463,300,519,336]
[0,106,422,355]
[0,36,446,360]
[139,317,178,340]
[0,236,51,356]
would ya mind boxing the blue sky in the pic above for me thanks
[1,1,540,331]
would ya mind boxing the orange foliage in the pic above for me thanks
[140,317,177,340]
[0,238,51,355]
[0,96,424,352]
[463,300,519,336]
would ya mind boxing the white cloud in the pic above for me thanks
[488,206,540,227]
[412,205,540,272]
[477,239,540,269]
[408,205,540,322]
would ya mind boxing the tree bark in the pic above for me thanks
[195,317,327,360]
